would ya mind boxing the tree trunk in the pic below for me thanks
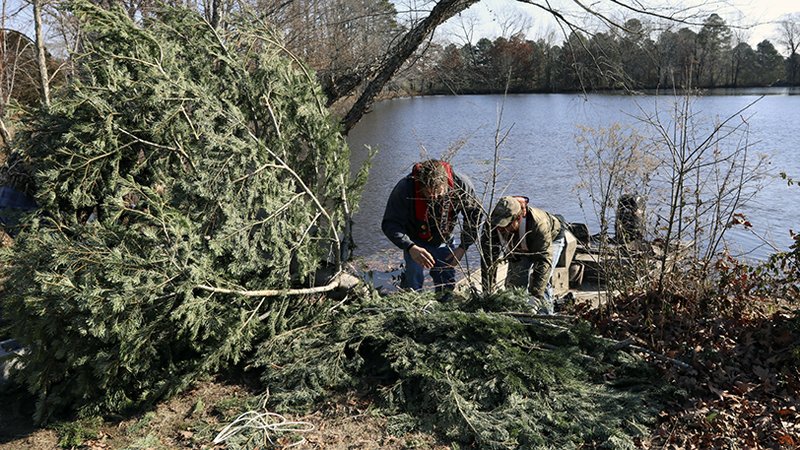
[33,0,50,107]
[0,118,11,147]
[210,0,220,28]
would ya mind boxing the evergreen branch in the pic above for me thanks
[219,192,305,241]
[245,128,341,265]
[232,162,283,184]
[256,33,326,115]
[288,211,323,256]
[200,14,230,58]
[116,129,175,153]
[262,92,282,142]
[513,314,697,374]
[211,154,236,184]
[65,150,115,171]
[180,105,200,140]
[107,53,167,77]
[117,128,197,172]
[242,297,266,332]
[504,312,578,321]
[446,372,482,439]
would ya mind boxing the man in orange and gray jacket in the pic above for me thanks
[480,196,566,314]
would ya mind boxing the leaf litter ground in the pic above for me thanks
[571,292,800,449]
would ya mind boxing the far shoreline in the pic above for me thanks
[379,85,800,101]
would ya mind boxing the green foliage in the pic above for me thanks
[55,416,103,448]
[1,0,357,422]
[253,290,676,449]
[125,411,157,435]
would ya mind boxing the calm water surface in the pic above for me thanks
[347,89,800,263]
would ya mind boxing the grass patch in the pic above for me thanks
[54,416,102,448]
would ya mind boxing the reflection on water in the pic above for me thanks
[347,91,800,265]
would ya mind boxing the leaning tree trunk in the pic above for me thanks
[339,0,479,134]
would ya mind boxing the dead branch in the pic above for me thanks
[196,272,361,300]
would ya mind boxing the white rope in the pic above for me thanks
[212,396,315,447]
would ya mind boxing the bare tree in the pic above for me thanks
[777,13,800,83]
[1,27,45,146]
[448,9,479,47]
[339,0,481,132]
[728,18,750,86]
[496,5,532,38]
[4,0,720,136]
[637,94,767,293]
[776,13,800,56]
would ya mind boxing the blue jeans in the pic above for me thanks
[507,236,565,314]
[542,235,566,311]
[401,242,456,292]
[0,186,37,233]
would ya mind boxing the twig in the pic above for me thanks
[526,342,596,362]
[611,338,635,351]
[505,312,577,321]
[262,91,282,141]
[627,343,696,373]
[327,293,350,313]
[219,192,305,241]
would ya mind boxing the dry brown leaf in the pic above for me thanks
[776,433,796,447]
[178,430,194,439]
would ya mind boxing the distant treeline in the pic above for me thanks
[411,15,800,94]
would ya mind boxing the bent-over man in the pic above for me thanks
[480,196,566,314]
[382,159,481,293]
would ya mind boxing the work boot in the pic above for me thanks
[553,292,574,313]
[528,297,554,315]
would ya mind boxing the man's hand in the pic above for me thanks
[409,244,435,269]
[447,246,466,267]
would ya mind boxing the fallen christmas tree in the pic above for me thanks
[0,0,363,423]
[0,2,679,447]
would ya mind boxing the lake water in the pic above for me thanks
[347,89,800,265]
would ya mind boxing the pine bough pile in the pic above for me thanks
[252,291,678,449]
[1,1,360,422]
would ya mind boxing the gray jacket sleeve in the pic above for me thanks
[381,177,415,250]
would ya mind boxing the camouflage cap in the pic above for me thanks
[490,196,522,228]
